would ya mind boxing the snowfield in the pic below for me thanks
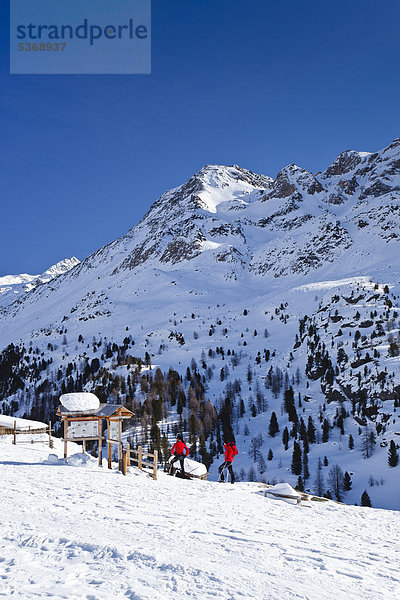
[1,436,399,600]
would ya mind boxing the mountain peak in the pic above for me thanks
[323,150,372,177]
[0,257,80,308]
[40,257,80,280]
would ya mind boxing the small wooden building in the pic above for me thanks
[57,403,132,467]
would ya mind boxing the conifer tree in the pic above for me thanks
[291,441,302,475]
[343,471,352,491]
[149,424,161,456]
[361,490,372,507]
[314,463,325,496]
[268,412,279,437]
[327,464,345,501]
[336,415,345,435]
[219,397,234,441]
[299,417,307,442]
[283,386,294,414]
[282,427,289,450]
[303,445,310,481]
[307,416,316,443]
[388,440,399,467]
[322,418,330,442]
[348,434,354,450]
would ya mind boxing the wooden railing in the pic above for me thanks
[122,444,158,480]
[0,420,54,448]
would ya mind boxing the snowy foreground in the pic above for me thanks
[1,437,399,600]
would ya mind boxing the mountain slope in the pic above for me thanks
[2,139,400,336]
[1,139,400,509]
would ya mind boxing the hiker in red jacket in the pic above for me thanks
[218,440,238,483]
[169,434,189,476]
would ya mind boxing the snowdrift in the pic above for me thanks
[43,452,98,468]
[264,483,302,505]
[168,456,208,478]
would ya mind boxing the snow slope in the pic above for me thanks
[0,436,399,600]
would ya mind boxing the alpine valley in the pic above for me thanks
[1,138,400,509]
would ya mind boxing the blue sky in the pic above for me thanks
[1,0,400,275]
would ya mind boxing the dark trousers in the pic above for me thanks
[169,454,185,475]
[219,460,235,483]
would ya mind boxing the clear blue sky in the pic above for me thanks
[1,0,400,275]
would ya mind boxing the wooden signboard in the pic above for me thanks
[57,400,133,469]
[69,419,99,439]
[108,420,119,441]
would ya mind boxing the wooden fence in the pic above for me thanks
[0,420,54,448]
[121,444,158,480]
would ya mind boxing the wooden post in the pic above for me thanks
[126,442,131,466]
[153,449,158,481]
[117,419,122,464]
[48,421,53,449]
[98,418,102,467]
[122,449,128,476]
[13,420,17,445]
[63,418,68,462]
[138,446,143,470]
[82,439,86,453]
[107,418,112,469]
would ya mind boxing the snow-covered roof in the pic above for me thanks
[60,393,100,412]
[0,415,47,431]
[57,403,132,418]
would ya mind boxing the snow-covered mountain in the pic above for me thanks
[1,138,400,509]
[0,257,80,308]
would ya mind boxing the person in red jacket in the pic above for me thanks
[169,434,189,476]
[218,440,238,483]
